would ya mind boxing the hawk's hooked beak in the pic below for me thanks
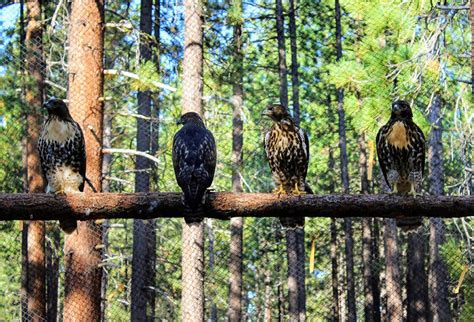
[392,102,402,113]
[43,100,53,110]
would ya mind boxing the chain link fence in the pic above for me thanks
[0,0,472,321]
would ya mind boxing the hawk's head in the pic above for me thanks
[177,112,205,127]
[262,104,291,123]
[43,98,72,120]
[391,100,413,120]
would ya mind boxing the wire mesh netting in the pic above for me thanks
[0,0,472,321]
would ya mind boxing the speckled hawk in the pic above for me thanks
[172,112,217,224]
[38,98,86,234]
[262,104,311,227]
[376,100,426,231]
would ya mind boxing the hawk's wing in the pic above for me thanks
[409,122,425,176]
[296,127,309,158]
[264,130,271,160]
[298,127,309,166]
[72,121,86,191]
[172,125,216,209]
[376,124,391,188]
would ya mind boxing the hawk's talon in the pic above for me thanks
[273,185,286,196]
[291,183,306,196]
[388,186,398,195]
[409,184,419,198]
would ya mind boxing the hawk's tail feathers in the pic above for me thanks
[183,204,204,224]
[396,216,423,233]
[280,182,310,228]
[280,216,304,228]
[60,219,77,234]
[304,183,314,195]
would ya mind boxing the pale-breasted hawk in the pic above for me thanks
[376,100,426,231]
[38,98,86,233]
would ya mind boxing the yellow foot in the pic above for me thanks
[273,185,286,196]
[388,185,398,195]
[409,184,419,198]
[291,183,306,196]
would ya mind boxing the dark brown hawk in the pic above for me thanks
[38,98,87,234]
[172,112,217,224]
[376,100,426,231]
[263,104,311,227]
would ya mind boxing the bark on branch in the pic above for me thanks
[0,193,472,221]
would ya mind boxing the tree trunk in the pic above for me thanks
[46,227,60,322]
[131,1,156,320]
[344,218,356,322]
[228,215,243,321]
[327,96,340,322]
[264,271,272,321]
[290,3,305,318]
[383,219,402,322]
[427,94,452,321]
[471,0,474,92]
[228,1,244,319]
[286,228,299,322]
[24,0,47,319]
[335,2,356,320]
[275,0,289,108]
[64,0,104,320]
[181,0,205,320]
[150,0,160,190]
[338,242,347,321]
[100,104,113,322]
[182,0,203,114]
[404,93,427,320]
[379,222,387,319]
[288,0,300,124]
[371,219,381,322]
[406,232,428,321]
[21,222,28,322]
[330,218,340,322]
[360,133,377,322]
[207,220,218,321]
[181,223,204,320]
[295,227,305,322]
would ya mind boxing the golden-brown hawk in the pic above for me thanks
[376,100,426,230]
[38,98,86,233]
[262,104,311,227]
[172,112,217,224]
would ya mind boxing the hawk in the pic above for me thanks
[262,103,311,227]
[376,100,426,231]
[38,98,86,233]
[172,112,217,224]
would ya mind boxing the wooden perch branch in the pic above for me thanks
[0,193,472,221]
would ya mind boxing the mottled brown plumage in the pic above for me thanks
[172,112,217,224]
[376,100,426,231]
[38,98,85,233]
[263,104,310,227]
